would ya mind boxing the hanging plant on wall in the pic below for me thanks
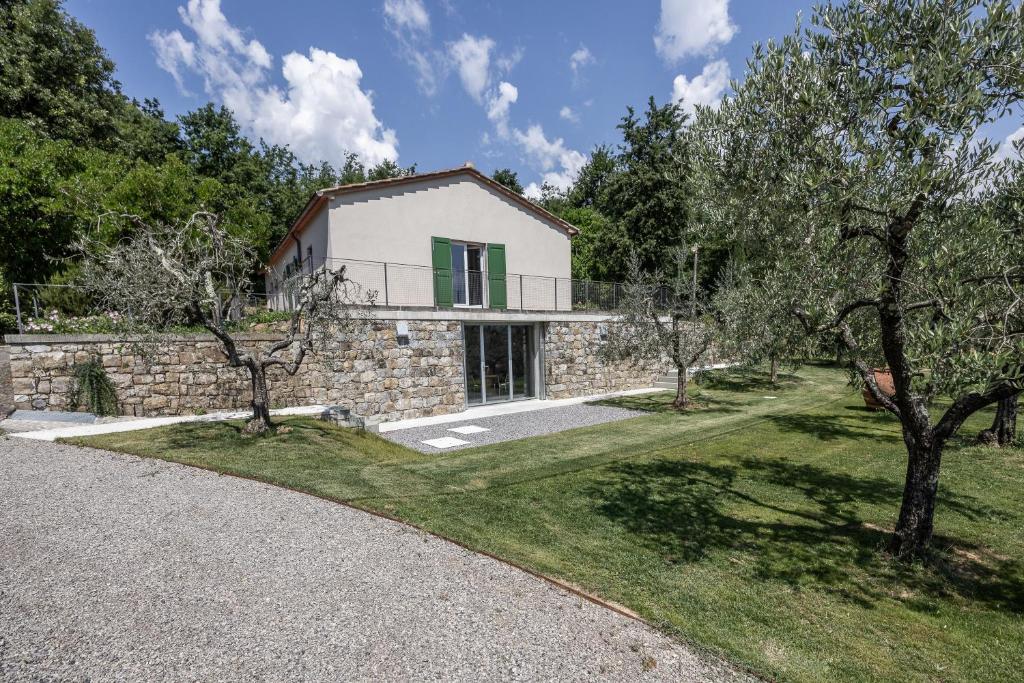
[67,358,119,416]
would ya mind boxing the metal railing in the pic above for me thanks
[265,257,632,314]
[5,260,645,334]
[6,282,274,335]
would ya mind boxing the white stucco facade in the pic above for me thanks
[266,168,575,311]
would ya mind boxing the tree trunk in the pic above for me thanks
[673,364,691,409]
[978,395,1018,447]
[769,355,779,384]
[889,433,944,559]
[243,362,273,434]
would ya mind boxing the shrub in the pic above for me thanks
[0,312,17,335]
[67,358,119,416]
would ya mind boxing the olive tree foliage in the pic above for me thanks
[78,212,373,434]
[690,0,1024,558]
[713,265,813,384]
[603,250,715,409]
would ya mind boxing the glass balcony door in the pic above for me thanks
[451,243,484,307]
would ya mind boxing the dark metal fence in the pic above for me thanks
[7,259,644,333]
[265,257,632,314]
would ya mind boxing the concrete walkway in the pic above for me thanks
[0,437,745,682]
[5,405,328,441]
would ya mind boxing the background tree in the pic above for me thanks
[566,144,617,209]
[692,0,1024,558]
[601,98,689,278]
[0,118,87,286]
[491,167,524,195]
[604,249,715,408]
[366,159,416,181]
[0,0,123,145]
[714,264,811,384]
[78,212,373,434]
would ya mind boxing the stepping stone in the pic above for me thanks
[448,425,490,435]
[763,396,778,399]
[421,436,471,449]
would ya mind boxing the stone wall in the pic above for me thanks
[4,321,465,423]
[4,318,667,423]
[0,345,13,417]
[543,321,667,399]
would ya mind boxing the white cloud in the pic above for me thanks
[994,125,1024,163]
[514,124,587,194]
[383,0,429,33]
[448,34,495,103]
[559,105,579,123]
[654,0,736,63]
[496,46,524,74]
[150,0,398,166]
[383,0,439,95]
[486,81,518,138]
[569,45,594,74]
[149,29,196,92]
[671,59,730,115]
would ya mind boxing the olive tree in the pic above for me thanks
[79,212,372,434]
[603,249,716,409]
[692,0,1024,558]
[713,265,813,384]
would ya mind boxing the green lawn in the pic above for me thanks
[68,364,1024,682]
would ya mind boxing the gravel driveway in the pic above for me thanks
[0,437,745,682]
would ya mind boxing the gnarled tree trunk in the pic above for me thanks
[978,395,1018,447]
[674,364,690,409]
[769,354,779,384]
[243,360,273,435]
[889,431,943,558]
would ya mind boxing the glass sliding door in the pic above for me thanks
[464,324,483,405]
[463,323,536,405]
[511,325,534,399]
[483,324,510,402]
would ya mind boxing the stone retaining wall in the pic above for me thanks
[543,322,667,399]
[4,321,466,423]
[3,318,666,423]
[0,346,13,418]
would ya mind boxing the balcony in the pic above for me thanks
[266,257,629,313]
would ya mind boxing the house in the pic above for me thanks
[263,163,664,420]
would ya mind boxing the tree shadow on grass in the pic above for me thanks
[696,369,805,393]
[764,410,901,443]
[588,455,1024,612]
[590,392,747,415]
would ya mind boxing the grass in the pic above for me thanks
[67,364,1024,682]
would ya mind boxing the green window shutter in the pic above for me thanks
[487,243,507,310]
[432,236,453,307]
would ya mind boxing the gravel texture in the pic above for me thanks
[383,402,648,453]
[0,436,746,682]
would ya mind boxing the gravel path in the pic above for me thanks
[0,436,745,682]
[383,402,647,452]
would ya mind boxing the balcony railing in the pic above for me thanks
[266,257,631,313]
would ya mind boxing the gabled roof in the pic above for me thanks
[268,164,579,264]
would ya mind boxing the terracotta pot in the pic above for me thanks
[862,368,895,410]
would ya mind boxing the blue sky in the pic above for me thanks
[65,0,1023,195]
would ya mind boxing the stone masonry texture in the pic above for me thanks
[543,322,667,399]
[0,345,14,417]
[4,320,661,422]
